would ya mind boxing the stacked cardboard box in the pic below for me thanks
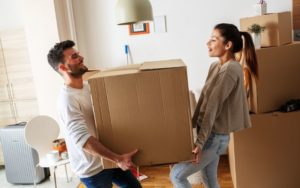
[87,59,194,168]
[248,43,300,113]
[239,12,300,113]
[229,12,300,188]
[240,12,292,47]
[229,111,300,188]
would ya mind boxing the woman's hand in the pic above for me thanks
[192,145,202,164]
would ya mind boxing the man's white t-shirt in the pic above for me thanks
[57,83,103,178]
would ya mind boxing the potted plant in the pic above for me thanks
[248,24,266,49]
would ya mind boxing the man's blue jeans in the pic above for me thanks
[170,133,230,188]
[80,168,142,188]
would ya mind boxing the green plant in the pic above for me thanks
[247,24,265,34]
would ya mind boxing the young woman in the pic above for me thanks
[170,23,256,188]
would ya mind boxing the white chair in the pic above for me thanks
[24,115,70,188]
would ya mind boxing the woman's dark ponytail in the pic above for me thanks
[240,32,259,79]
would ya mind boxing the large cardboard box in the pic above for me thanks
[249,42,300,113]
[88,59,194,168]
[240,12,292,47]
[228,111,300,188]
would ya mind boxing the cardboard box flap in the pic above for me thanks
[102,63,141,72]
[88,59,185,79]
[241,11,290,19]
[140,59,185,70]
[90,69,139,79]
[83,70,100,81]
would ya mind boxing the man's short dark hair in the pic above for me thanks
[47,40,75,72]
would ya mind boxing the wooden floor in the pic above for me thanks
[140,155,233,188]
[78,155,233,188]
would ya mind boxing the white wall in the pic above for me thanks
[22,0,63,120]
[72,0,292,95]
[0,0,24,30]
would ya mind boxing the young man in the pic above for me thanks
[47,40,141,188]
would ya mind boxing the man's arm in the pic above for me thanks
[83,136,138,170]
[60,96,138,170]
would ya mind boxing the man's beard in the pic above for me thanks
[68,65,88,78]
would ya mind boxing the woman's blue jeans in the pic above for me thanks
[80,168,141,188]
[170,133,230,188]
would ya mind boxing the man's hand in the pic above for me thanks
[192,145,202,164]
[116,149,138,171]
[83,136,138,170]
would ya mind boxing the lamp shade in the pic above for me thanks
[115,0,153,25]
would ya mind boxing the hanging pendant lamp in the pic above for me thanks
[115,0,153,25]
